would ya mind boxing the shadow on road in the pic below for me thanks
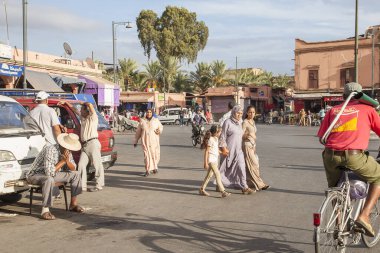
[68,212,306,253]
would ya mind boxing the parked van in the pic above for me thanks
[0,95,45,203]
[158,107,189,125]
[0,90,118,181]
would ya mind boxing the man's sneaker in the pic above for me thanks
[221,191,231,198]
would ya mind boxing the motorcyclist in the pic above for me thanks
[192,109,207,138]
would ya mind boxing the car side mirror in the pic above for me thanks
[65,119,75,129]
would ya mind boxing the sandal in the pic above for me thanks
[221,191,231,198]
[41,211,56,220]
[69,205,85,213]
[199,188,210,196]
[242,188,255,195]
[143,172,150,177]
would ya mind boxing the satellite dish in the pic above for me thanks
[86,57,95,69]
[63,42,73,56]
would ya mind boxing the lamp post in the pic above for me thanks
[22,0,28,89]
[354,0,359,82]
[112,21,132,85]
[371,30,375,98]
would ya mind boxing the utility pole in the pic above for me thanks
[22,0,28,89]
[354,0,359,83]
[235,56,239,105]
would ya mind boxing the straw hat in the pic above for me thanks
[57,133,81,151]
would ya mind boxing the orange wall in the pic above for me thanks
[295,37,379,92]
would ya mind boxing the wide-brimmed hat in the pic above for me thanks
[57,133,81,151]
[35,91,50,101]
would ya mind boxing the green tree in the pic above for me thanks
[273,74,292,88]
[210,60,227,87]
[136,6,209,64]
[142,60,162,90]
[190,62,212,93]
[129,73,148,92]
[257,71,274,86]
[173,72,192,92]
[118,58,139,91]
[160,57,181,92]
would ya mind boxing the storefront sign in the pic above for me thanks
[323,96,343,102]
[0,44,12,59]
[0,63,24,77]
[158,94,165,101]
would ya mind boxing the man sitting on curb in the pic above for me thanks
[26,133,84,220]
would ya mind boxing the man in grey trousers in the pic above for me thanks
[26,133,84,220]
[59,101,105,192]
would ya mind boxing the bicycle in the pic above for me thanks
[313,167,380,252]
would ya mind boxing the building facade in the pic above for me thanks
[293,25,380,112]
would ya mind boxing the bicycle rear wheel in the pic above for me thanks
[315,192,347,253]
[362,199,380,247]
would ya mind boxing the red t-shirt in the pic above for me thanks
[317,101,380,150]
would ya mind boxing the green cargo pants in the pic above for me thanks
[322,150,380,187]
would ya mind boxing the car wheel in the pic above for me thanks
[192,138,197,146]
[175,120,180,125]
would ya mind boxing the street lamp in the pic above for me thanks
[112,21,132,86]
[22,0,28,89]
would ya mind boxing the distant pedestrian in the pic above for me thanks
[299,109,306,126]
[199,125,231,198]
[279,108,285,125]
[134,108,163,176]
[179,108,184,127]
[267,109,273,125]
[307,110,312,127]
[319,107,326,122]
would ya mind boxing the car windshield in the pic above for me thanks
[72,103,111,130]
[0,101,41,135]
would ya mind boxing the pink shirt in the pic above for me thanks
[317,101,380,150]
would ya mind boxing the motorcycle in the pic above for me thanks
[118,116,138,132]
[191,124,205,147]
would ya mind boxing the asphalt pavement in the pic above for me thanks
[1,124,380,253]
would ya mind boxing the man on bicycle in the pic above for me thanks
[318,82,380,237]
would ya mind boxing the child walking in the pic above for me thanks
[199,125,231,198]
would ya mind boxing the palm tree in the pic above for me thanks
[273,74,292,88]
[190,62,212,93]
[173,72,192,92]
[129,72,148,91]
[160,57,181,93]
[118,58,139,91]
[142,60,162,91]
[257,71,274,86]
[210,60,227,87]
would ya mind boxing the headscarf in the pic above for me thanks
[230,105,242,123]
[145,109,153,121]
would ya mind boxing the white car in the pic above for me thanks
[0,95,45,203]
[158,107,189,125]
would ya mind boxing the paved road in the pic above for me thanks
[1,124,380,253]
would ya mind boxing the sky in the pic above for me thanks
[0,0,380,75]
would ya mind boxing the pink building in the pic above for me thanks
[294,25,380,112]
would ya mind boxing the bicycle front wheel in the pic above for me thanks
[315,192,347,253]
[362,199,380,247]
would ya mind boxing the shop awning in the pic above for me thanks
[51,75,86,85]
[79,75,120,106]
[20,70,63,92]
[119,95,154,103]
